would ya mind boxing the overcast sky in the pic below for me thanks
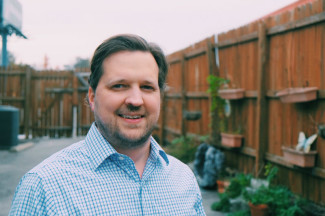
[8,0,297,69]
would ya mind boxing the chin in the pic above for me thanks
[116,130,153,148]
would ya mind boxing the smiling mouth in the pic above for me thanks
[118,114,144,119]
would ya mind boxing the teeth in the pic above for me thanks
[122,115,141,119]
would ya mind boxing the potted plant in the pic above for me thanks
[206,75,245,148]
[282,147,317,167]
[244,164,304,216]
[282,132,318,168]
[218,88,245,100]
[221,132,244,148]
[276,87,318,103]
[220,123,244,148]
[216,178,231,193]
[244,185,304,216]
[245,186,271,216]
[212,173,252,212]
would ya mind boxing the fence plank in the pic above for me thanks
[24,68,31,138]
[181,53,187,137]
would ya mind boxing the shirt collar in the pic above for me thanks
[85,123,169,170]
[149,136,169,166]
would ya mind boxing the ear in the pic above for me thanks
[88,87,95,111]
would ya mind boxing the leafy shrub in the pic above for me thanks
[211,193,231,212]
[165,135,199,163]
[243,185,304,216]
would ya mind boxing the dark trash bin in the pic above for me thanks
[0,105,19,149]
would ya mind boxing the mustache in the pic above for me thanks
[127,104,141,112]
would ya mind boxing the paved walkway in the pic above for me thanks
[0,137,225,216]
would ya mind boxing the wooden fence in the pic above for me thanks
[155,0,325,204]
[0,66,94,138]
[155,37,216,145]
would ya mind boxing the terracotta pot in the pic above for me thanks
[249,202,269,216]
[276,87,318,103]
[218,88,245,100]
[282,146,317,167]
[221,133,243,148]
[216,180,230,193]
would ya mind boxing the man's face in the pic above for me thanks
[88,51,161,149]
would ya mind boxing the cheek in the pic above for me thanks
[150,96,161,114]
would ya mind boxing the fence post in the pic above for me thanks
[24,68,31,139]
[255,22,268,177]
[181,53,187,137]
[206,37,220,145]
[159,91,166,145]
[72,73,78,137]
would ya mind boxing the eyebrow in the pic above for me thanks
[106,79,158,86]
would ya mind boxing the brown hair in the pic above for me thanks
[89,34,168,92]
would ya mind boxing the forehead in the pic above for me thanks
[101,51,159,81]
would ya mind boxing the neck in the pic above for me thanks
[115,140,151,178]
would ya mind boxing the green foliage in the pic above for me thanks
[206,75,229,113]
[212,173,252,213]
[165,135,198,163]
[244,186,273,205]
[243,164,304,215]
[198,134,210,143]
[211,193,231,212]
[227,210,251,216]
[264,163,279,183]
[225,173,252,198]
[243,186,304,216]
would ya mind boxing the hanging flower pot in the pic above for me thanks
[282,146,317,167]
[218,88,245,100]
[216,179,230,193]
[183,110,202,121]
[276,87,318,103]
[221,133,243,148]
[248,202,270,216]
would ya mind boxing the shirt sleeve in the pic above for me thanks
[9,173,48,215]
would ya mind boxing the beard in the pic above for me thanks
[94,112,155,150]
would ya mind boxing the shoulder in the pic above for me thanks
[28,139,88,178]
[9,173,48,215]
[165,154,196,178]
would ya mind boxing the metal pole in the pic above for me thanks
[2,30,7,67]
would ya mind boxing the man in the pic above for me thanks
[9,34,206,215]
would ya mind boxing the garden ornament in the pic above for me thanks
[194,143,225,188]
[295,132,317,153]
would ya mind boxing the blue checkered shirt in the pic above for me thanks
[9,123,205,215]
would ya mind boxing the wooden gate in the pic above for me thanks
[0,67,94,138]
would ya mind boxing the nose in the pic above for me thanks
[125,87,144,107]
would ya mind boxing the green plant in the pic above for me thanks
[212,173,252,212]
[225,173,252,198]
[165,135,198,163]
[243,185,304,216]
[244,164,305,215]
[198,134,210,143]
[264,163,279,183]
[211,193,231,212]
[206,75,229,115]
[227,210,251,216]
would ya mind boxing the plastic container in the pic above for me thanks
[0,105,19,149]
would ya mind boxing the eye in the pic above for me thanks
[141,85,155,91]
[112,84,127,89]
